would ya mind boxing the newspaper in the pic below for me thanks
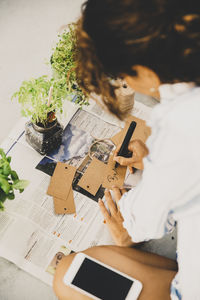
[0,98,152,286]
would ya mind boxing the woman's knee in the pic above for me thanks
[53,247,106,300]
[53,252,78,300]
[53,246,120,300]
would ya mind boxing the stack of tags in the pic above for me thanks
[47,162,76,215]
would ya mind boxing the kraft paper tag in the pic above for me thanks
[47,162,76,201]
[111,115,151,145]
[126,115,151,143]
[102,155,127,189]
[53,187,76,214]
[111,130,123,146]
[77,157,106,196]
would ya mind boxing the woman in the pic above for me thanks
[54,1,200,299]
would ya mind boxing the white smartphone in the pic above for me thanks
[63,253,143,300]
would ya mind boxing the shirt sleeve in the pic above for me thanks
[119,105,200,243]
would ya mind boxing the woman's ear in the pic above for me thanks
[125,65,161,100]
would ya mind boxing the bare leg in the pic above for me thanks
[107,245,177,270]
[53,245,177,300]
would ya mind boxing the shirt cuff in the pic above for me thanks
[119,188,150,243]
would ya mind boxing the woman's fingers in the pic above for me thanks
[128,139,149,157]
[113,155,136,166]
[114,154,144,169]
[104,189,117,215]
[112,187,122,204]
[128,166,134,173]
[98,188,133,246]
[98,199,110,221]
[121,188,127,195]
[113,139,149,169]
[100,188,126,217]
[112,186,127,209]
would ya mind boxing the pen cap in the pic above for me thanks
[125,121,137,141]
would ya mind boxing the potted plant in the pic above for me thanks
[50,23,88,107]
[12,76,67,155]
[0,148,29,211]
[12,24,89,155]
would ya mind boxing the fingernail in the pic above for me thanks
[98,198,102,203]
[112,185,117,188]
[105,188,109,192]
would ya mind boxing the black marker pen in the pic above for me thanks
[115,121,137,168]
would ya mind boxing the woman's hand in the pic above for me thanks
[98,187,133,247]
[113,139,149,173]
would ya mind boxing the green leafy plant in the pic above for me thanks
[0,148,29,211]
[12,75,68,126]
[8,25,90,209]
[51,23,88,106]
[12,24,88,128]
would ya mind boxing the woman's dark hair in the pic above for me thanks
[76,0,200,118]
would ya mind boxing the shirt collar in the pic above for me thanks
[158,82,195,101]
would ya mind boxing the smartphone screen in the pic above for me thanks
[71,258,134,300]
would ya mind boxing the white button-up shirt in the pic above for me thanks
[119,83,200,299]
